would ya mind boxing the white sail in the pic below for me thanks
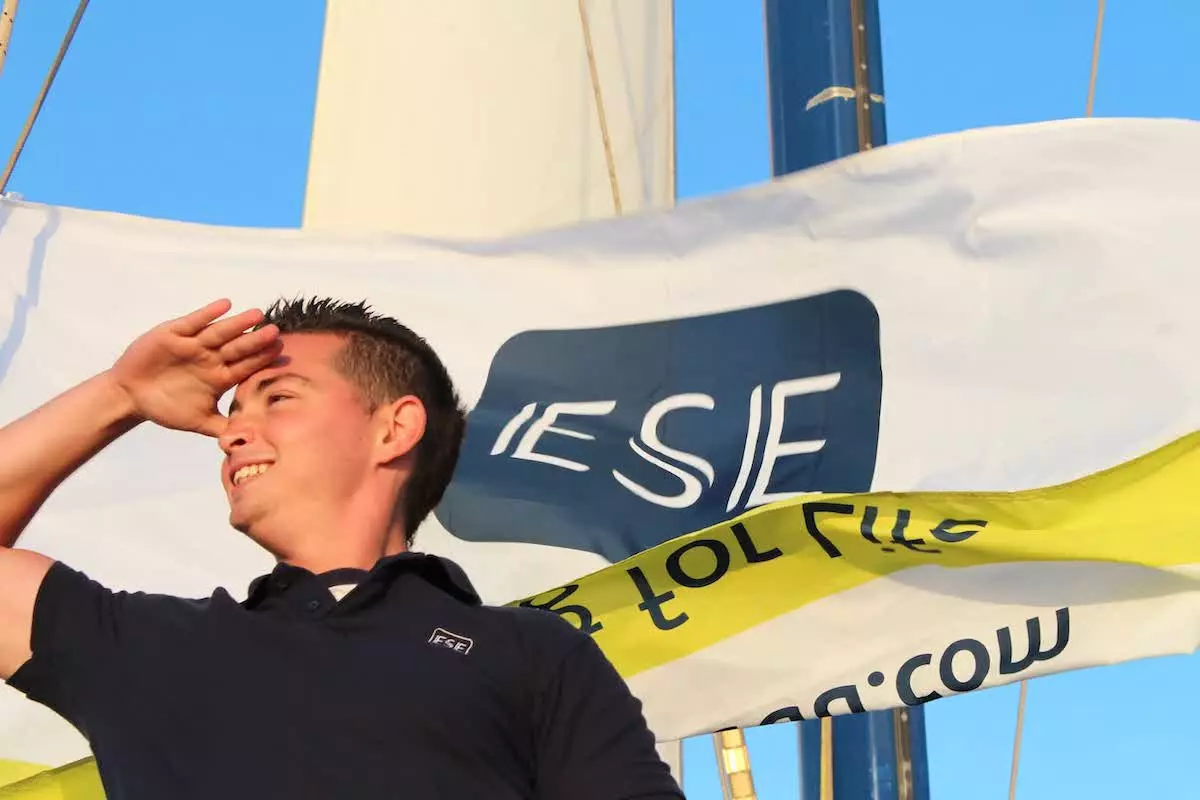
[302,0,675,237]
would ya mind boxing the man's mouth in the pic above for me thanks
[232,463,272,487]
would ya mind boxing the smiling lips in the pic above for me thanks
[231,463,272,487]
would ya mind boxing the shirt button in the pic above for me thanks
[306,599,321,611]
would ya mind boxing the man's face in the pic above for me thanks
[219,332,377,545]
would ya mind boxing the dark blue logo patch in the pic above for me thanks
[435,290,882,562]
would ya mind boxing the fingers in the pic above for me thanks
[196,308,268,349]
[195,412,229,439]
[218,324,280,363]
[225,339,285,385]
[169,299,233,336]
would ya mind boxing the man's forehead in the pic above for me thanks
[236,366,307,391]
[231,333,348,398]
[227,332,348,407]
[236,333,340,383]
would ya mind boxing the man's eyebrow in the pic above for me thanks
[229,373,311,413]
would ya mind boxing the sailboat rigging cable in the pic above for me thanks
[1007,8,1107,798]
[0,0,89,195]
[1086,0,1106,117]
[577,0,623,214]
[1007,680,1029,800]
[0,0,19,80]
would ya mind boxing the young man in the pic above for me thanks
[0,297,683,799]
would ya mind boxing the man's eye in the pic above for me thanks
[267,394,291,405]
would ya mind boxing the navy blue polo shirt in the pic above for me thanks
[7,552,683,799]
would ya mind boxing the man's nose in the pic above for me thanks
[218,418,256,454]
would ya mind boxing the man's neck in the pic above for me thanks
[259,515,408,575]
[278,540,406,575]
[253,486,411,574]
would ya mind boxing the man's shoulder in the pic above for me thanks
[9,562,240,705]
[473,602,593,661]
[480,602,585,635]
[42,559,238,619]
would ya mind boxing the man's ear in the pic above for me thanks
[375,395,426,464]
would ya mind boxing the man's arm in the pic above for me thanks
[0,373,141,678]
[533,630,684,799]
[0,299,281,680]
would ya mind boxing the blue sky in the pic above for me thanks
[1,2,1198,798]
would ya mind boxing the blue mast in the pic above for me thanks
[762,1,931,797]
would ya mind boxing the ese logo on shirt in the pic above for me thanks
[428,628,474,655]
[435,290,882,563]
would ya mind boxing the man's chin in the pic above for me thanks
[227,507,254,535]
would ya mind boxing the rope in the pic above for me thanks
[0,0,19,80]
[1007,680,1029,799]
[577,0,623,214]
[1006,12,1107,789]
[1006,10,1105,794]
[0,0,90,195]
[1086,0,1106,116]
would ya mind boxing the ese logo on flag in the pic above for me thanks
[436,290,882,562]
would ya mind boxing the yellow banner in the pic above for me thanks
[0,760,102,799]
[510,431,1200,678]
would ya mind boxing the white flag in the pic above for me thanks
[0,117,1196,777]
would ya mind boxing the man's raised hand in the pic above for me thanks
[0,301,280,668]
[109,299,282,437]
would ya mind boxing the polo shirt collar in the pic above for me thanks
[243,551,482,609]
